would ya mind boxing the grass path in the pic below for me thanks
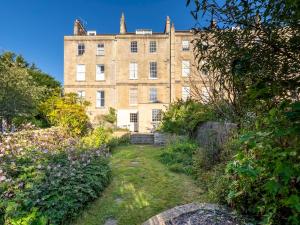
[74,145,202,225]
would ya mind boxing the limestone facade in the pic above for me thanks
[64,14,201,133]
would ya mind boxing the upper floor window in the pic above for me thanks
[149,62,157,79]
[78,43,85,55]
[97,43,104,56]
[77,90,85,99]
[152,109,162,122]
[96,64,105,81]
[149,88,158,102]
[182,40,190,51]
[76,64,85,81]
[149,41,157,53]
[182,60,190,77]
[129,63,138,79]
[182,86,190,101]
[131,41,138,53]
[96,90,105,108]
[129,88,138,105]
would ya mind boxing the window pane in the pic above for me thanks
[149,62,157,78]
[129,63,138,79]
[76,65,85,81]
[182,61,190,77]
[97,43,104,56]
[78,43,85,55]
[149,41,157,53]
[129,88,138,105]
[182,40,189,51]
[182,86,190,101]
[131,41,138,53]
[152,109,162,122]
[96,65,105,80]
[130,113,138,122]
[149,88,157,102]
[96,91,105,107]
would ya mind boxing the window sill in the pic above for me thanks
[96,55,105,56]
[149,77,158,80]
[95,107,105,109]
[129,78,138,80]
[76,80,86,82]
[96,79,106,82]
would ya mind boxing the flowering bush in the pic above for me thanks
[0,127,111,224]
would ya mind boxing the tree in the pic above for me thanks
[0,59,43,130]
[0,52,61,129]
[186,0,300,121]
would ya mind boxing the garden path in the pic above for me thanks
[73,145,202,225]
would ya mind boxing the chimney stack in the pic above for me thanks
[120,12,127,34]
[164,16,171,33]
[74,19,86,35]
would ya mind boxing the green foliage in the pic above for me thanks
[106,134,130,150]
[160,138,198,175]
[0,51,61,129]
[0,56,43,126]
[186,0,300,120]
[160,99,213,135]
[225,102,300,224]
[103,107,117,124]
[81,127,113,149]
[41,93,90,136]
[0,128,111,225]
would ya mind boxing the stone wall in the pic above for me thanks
[130,133,154,144]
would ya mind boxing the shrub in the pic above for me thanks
[40,93,91,136]
[107,134,130,150]
[160,99,214,136]
[160,138,198,176]
[225,102,300,224]
[0,128,111,224]
[81,126,113,149]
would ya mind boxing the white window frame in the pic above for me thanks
[78,43,85,55]
[129,88,138,106]
[182,60,190,77]
[130,113,138,123]
[131,41,138,53]
[96,43,104,56]
[96,91,105,108]
[182,40,190,51]
[182,86,190,101]
[152,109,162,122]
[96,64,105,81]
[76,64,85,81]
[77,90,85,99]
[149,41,157,53]
[129,63,138,79]
[149,88,158,102]
[149,62,157,79]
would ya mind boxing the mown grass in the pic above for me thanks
[73,145,202,225]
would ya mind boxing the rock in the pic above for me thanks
[104,218,117,225]
[143,203,250,225]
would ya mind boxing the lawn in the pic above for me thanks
[73,145,202,225]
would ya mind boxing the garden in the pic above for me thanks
[1,0,300,224]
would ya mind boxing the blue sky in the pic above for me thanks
[0,0,200,84]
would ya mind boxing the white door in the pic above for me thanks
[129,113,138,132]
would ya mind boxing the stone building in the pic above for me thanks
[64,14,204,133]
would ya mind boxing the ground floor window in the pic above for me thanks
[152,109,162,122]
[130,113,138,122]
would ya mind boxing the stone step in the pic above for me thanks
[130,133,154,144]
